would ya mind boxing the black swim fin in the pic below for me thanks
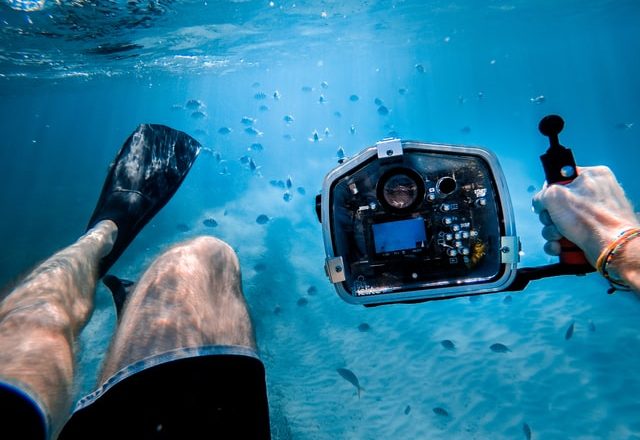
[103,275,135,319]
[87,124,201,277]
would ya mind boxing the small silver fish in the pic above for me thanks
[337,368,362,398]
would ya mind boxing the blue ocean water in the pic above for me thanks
[1,0,639,438]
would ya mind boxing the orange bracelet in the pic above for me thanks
[595,227,640,291]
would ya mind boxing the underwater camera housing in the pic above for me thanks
[317,139,519,305]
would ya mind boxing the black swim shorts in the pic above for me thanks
[2,345,271,439]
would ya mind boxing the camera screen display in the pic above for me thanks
[372,217,427,254]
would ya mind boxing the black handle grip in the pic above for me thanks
[538,115,590,266]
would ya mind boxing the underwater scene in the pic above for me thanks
[1,0,639,438]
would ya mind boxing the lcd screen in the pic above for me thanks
[372,217,427,253]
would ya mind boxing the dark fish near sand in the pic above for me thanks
[218,127,232,135]
[203,218,218,228]
[337,368,362,398]
[523,422,532,440]
[565,321,575,340]
[441,340,456,351]
[490,343,511,353]
[432,407,449,417]
[256,214,270,224]
[191,111,206,119]
[377,105,389,116]
[358,323,371,332]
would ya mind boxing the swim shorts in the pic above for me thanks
[2,345,271,439]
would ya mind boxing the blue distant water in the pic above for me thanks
[1,0,639,438]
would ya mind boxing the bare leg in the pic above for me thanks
[100,236,256,382]
[0,220,117,435]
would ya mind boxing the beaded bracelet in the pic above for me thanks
[595,227,640,293]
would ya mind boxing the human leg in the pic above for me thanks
[0,220,117,436]
[100,235,256,380]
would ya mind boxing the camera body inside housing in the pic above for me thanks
[319,139,519,305]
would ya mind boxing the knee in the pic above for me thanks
[173,236,239,272]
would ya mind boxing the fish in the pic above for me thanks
[321,81,329,89]
[358,323,371,332]
[440,340,456,351]
[202,218,218,228]
[336,368,362,398]
[319,95,327,104]
[307,286,318,295]
[301,86,313,92]
[254,92,267,100]
[527,185,536,193]
[297,297,308,306]
[565,321,575,340]
[404,405,411,415]
[377,105,389,116]
[615,122,634,130]
[191,111,207,119]
[296,187,306,195]
[432,407,449,417]
[241,116,255,125]
[259,105,269,112]
[286,176,293,188]
[503,294,512,304]
[102,275,135,319]
[349,94,359,102]
[218,126,232,135]
[249,143,264,152]
[176,223,190,232]
[185,99,203,110]
[398,87,408,95]
[460,126,471,134]
[254,262,267,272]
[530,95,546,104]
[256,214,270,224]
[349,125,356,135]
[415,63,425,73]
[374,97,383,106]
[490,343,511,353]
[588,320,596,332]
[273,90,281,100]
[283,192,293,202]
[244,127,263,136]
[523,422,532,440]
[283,115,295,124]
